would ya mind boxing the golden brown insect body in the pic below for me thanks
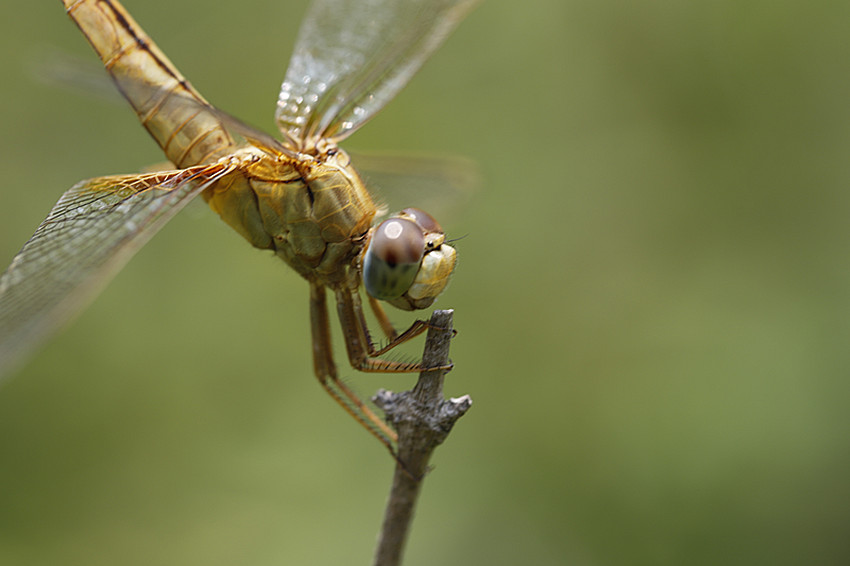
[65,0,382,291]
[0,0,474,453]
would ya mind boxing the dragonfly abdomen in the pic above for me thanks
[64,0,236,168]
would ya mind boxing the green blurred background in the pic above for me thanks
[2,1,849,564]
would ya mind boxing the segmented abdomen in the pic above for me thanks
[63,0,236,168]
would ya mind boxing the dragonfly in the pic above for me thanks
[0,0,478,454]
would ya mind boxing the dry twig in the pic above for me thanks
[371,309,472,566]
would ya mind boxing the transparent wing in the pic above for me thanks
[0,163,235,378]
[349,149,480,225]
[275,0,479,150]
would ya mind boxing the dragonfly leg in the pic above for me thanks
[309,282,398,451]
[336,287,452,373]
[367,292,458,356]
[368,294,399,342]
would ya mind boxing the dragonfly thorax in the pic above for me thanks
[204,146,376,286]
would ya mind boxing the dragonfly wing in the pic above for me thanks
[275,0,479,149]
[0,164,234,378]
[348,149,481,224]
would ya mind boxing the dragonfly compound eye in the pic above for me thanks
[399,207,443,234]
[363,218,425,300]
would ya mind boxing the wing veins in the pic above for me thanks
[0,164,234,378]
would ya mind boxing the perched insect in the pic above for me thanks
[0,0,478,453]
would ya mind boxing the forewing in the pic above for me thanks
[0,164,233,378]
[275,0,479,149]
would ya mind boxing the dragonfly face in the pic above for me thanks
[364,208,457,311]
[0,0,477,454]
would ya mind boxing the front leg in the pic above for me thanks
[335,286,452,373]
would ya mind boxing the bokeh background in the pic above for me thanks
[2,1,849,564]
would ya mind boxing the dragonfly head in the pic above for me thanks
[362,208,457,311]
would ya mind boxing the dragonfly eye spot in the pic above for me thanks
[383,220,405,240]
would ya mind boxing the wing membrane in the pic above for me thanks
[0,164,234,378]
[350,150,480,224]
[275,0,479,149]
